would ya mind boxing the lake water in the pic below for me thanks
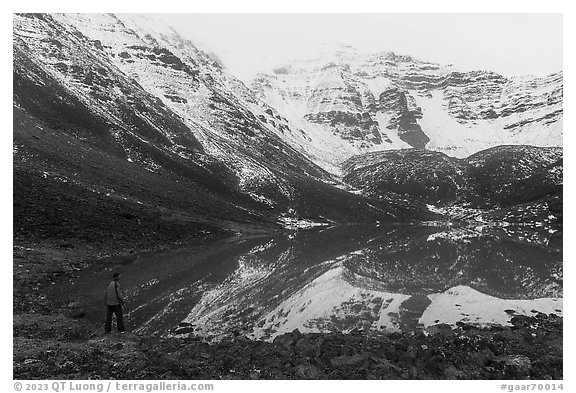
[67,223,563,340]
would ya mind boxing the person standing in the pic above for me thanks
[104,272,125,334]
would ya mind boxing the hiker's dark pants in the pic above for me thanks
[105,304,125,333]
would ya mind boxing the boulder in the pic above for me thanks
[296,363,320,379]
[331,353,366,367]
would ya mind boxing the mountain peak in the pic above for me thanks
[251,47,562,170]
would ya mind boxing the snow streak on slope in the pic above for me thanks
[50,13,302,197]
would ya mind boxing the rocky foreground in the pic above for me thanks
[14,258,563,380]
[13,312,562,380]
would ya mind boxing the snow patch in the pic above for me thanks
[420,285,562,327]
[278,216,331,230]
[363,76,392,99]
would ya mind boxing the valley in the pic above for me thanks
[12,13,563,380]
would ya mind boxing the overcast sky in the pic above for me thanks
[158,13,562,83]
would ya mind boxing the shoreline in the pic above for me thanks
[13,235,563,380]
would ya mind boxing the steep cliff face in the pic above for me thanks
[14,13,431,247]
[251,46,562,170]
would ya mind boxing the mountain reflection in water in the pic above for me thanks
[66,224,562,340]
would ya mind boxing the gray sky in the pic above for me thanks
[159,13,563,82]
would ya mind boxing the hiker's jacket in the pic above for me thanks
[105,281,124,306]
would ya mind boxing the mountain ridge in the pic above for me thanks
[251,46,562,171]
[342,145,562,208]
[13,13,563,242]
[13,12,436,252]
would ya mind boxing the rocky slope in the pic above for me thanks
[466,146,562,207]
[342,149,469,205]
[342,145,562,208]
[251,46,562,170]
[14,12,432,250]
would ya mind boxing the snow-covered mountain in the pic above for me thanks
[251,46,562,171]
[12,13,562,248]
[13,13,431,239]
